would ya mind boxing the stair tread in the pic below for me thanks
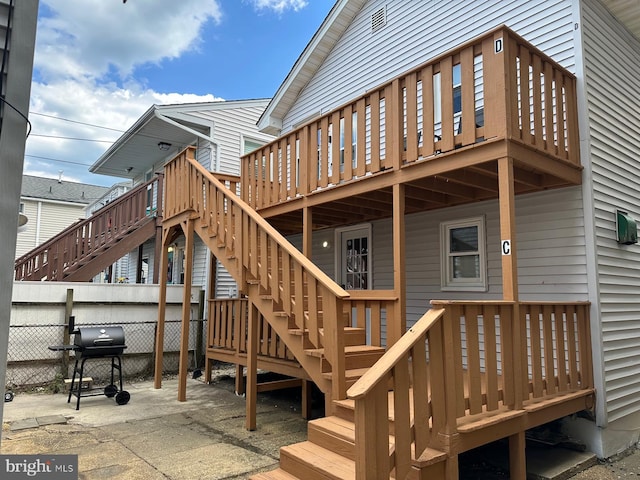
[250,469,301,480]
[305,345,385,358]
[281,441,355,480]
[323,368,370,380]
[309,416,356,441]
[291,327,366,336]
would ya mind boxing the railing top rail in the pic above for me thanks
[14,174,163,264]
[346,290,398,301]
[172,147,349,299]
[347,307,445,399]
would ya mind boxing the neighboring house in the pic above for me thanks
[156,1,640,479]
[88,99,274,288]
[15,175,109,259]
[14,100,273,284]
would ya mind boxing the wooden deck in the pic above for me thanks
[157,25,593,480]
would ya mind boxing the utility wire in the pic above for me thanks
[29,133,115,143]
[30,111,127,133]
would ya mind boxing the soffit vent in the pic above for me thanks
[371,6,387,34]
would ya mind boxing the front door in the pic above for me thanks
[338,225,371,290]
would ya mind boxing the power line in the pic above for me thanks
[25,154,93,167]
[29,133,115,143]
[30,111,126,132]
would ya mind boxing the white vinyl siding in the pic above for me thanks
[282,0,575,133]
[581,0,640,424]
[187,104,272,176]
[15,200,87,259]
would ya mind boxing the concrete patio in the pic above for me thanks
[1,371,639,479]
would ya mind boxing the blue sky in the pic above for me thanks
[25,0,335,187]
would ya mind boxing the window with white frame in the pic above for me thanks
[440,216,487,291]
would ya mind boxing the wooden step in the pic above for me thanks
[279,441,355,480]
[250,468,301,480]
[308,416,395,462]
[307,416,357,460]
[322,367,370,389]
[306,345,385,372]
[290,327,367,348]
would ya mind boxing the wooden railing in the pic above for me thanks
[14,175,163,281]
[208,298,294,362]
[344,290,397,347]
[347,300,593,480]
[165,147,350,399]
[241,25,579,210]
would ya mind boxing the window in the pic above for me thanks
[440,216,487,291]
[19,202,24,213]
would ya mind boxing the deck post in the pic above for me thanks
[303,206,312,258]
[246,301,258,430]
[177,219,195,402]
[498,156,526,478]
[391,183,406,347]
[154,228,171,389]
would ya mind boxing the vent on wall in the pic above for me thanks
[371,5,386,33]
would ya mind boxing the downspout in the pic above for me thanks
[35,201,42,245]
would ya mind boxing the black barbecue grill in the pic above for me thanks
[49,322,130,410]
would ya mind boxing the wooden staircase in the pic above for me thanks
[190,200,385,400]
[14,176,163,282]
[252,395,448,480]
[163,148,596,480]
[164,147,384,404]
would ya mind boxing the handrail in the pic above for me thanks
[15,175,163,281]
[165,147,349,399]
[347,307,446,480]
[167,148,348,300]
[348,307,444,399]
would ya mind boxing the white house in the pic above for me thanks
[247,0,640,463]
[89,99,274,290]
[15,175,109,259]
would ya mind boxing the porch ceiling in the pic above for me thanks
[264,149,582,236]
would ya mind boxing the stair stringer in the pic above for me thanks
[192,221,334,395]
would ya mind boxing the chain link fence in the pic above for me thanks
[5,319,207,391]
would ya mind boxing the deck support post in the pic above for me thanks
[498,156,523,409]
[154,227,171,389]
[303,206,312,259]
[177,219,195,402]
[235,364,245,396]
[509,431,527,479]
[301,379,313,419]
[391,183,406,347]
[246,301,258,430]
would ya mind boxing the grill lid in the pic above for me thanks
[74,326,126,356]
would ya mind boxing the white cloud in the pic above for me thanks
[35,0,223,80]
[248,0,309,14]
[27,0,225,186]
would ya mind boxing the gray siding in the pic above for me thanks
[282,0,575,132]
[581,0,640,423]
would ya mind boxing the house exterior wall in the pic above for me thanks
[298,187,588,347]
[578,0,640,443]
[15,199,86,259]
[188,104,273,175]
[281,0,576,133]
